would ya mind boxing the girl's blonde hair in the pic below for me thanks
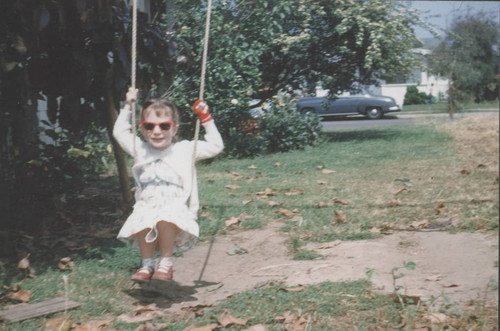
[140,99,180,124]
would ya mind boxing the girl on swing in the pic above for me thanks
[113,87,224,282]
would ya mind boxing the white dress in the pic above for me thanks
[117,159,198,252]
[112,104,224,253]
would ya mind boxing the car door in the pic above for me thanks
[328,97,359,115]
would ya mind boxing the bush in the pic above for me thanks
[404,86,430,105]
[258,101,322,154]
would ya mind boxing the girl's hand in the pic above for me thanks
[193,100,212,123]
[126,87,138,105]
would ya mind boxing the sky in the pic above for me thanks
[405,1,500,39]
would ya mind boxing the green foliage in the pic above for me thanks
[258,101,323,154]
[428,11,499,102]
[404,86,430,105]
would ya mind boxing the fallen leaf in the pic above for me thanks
[184,324,219,331]
[268,201,280,207]
[441,282,460,288]
[394,187,408,195]
[321,169,336,174]
[332,198,348,205]
[424,312,450,324]
[227,170,241,176]
[435,202,445,214]
[316,165,324,170]
[460,169,471,175]
[135,322,169,331]
[425,274,443,282]
[256,188,276,196]
[284,189,304,196]
[292,208,300,213]
[6,290,32,303]
[206,283,223,292]
[317,240,341,249]
[44,316,72,331]
[293,315,309,330]
[274,162,282,167]
[218,313,249,327]
[295,170,306,174]
[242,200,252,205]
[282,286,305,292]
[368,227,381,234]
[243,324,267,331]
[225,184,241,190]
[225,216,241,227]
[277,209,294,217]
[231,175,244,181]
[17,255,30,269]
[477,163,487,168]
[246,176,258,183]
[409,220,429,229]
[334,210,347,224]
[317,180,327,185]
[248,165,258,169]
[133,303,160,315]
[72,319,113,331]
[315,201,330,208]
[60,257,72,264]
[118,312,156,323]
[388,199,401,207]
[178,304,212,319]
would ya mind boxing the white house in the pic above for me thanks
[369,48,449,107]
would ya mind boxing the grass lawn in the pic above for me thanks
[402,100,499,113]
[0,119,498,330]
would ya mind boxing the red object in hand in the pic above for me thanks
[193,100,212,123]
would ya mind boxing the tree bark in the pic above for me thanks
[104,88,133,206]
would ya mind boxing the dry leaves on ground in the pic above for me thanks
[334,210,347,224]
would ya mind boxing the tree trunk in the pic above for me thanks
[104,88,133,206]
[448,75,454,119]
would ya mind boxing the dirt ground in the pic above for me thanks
[133,114,499,313]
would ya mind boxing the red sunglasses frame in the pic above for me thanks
[140,121,175,132]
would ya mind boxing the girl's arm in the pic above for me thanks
[113,88,142,157]
[192,100,224,160]
[195,120,224,160]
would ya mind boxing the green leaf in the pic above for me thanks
[404,261,416,270]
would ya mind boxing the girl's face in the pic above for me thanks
[141,111,178,150]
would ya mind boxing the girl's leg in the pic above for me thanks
[156,221,180,257]
[152,221,179,281]
[131,229,156,282]
[136,228,156,258]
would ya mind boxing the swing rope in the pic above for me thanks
[191,0,213,176]
[130,0,213,172]
[131,0,138,161]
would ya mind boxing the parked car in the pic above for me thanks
[296,92,401,119]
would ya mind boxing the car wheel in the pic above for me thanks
[366,107,383,119]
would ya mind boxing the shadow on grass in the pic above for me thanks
[124,279,220,308]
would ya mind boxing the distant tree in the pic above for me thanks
[428,11,499,109]
[404,86,429,105]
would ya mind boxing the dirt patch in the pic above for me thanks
[138,223,498,312]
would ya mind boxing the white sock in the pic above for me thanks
[159,256,174,268]
[142,257,155,269]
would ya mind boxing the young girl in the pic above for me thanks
[113,87,223,282]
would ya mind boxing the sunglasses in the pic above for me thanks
[141,121,175,132]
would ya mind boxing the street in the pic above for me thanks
[321,112,499,130]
